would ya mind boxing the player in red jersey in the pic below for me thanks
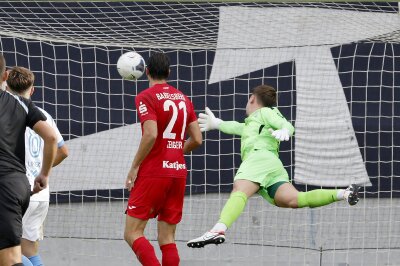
[124,52,202,266]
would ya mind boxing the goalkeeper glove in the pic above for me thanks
[268,128,290,141]
[198,107,222,132]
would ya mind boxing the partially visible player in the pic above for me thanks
[187,84,361,248]
[0,55,57,266]
[6,66,69,266]
[124,52,202,265]
[1,60,33,266]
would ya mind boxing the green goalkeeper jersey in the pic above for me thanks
[219,107,294,161]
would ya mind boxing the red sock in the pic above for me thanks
[160,243,180,266]
[132,237,160,266]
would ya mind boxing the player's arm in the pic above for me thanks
[219,121,245,136]
[198,107,244,136]
[262,107,294,141]
[183,120,202,154]
[51,120,69,167]
[32,120,57,193]
[131,120,157,168]
[126,120,157,190]
[53,144,68,167]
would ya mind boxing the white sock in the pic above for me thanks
[336,189,346,200]
[211,222,227,233]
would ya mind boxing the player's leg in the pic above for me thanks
[218,152,266,232]
[187,179,259,248]
[157,221,179,266]
[22,201,49,266]
[124,215,148,246]
[0,174,31,265]
[0,246,23,266]
[256,153,361,208]
[274,182,361,208]
[188,152,265,248]
[125,177,165,266]
[21,240,39,265]
[124,215,160,266]
[21,240,43,266]
[157,178,186,266]
[218,179,259,230]
[21,239,38,258]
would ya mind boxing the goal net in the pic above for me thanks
[0,2,399,265]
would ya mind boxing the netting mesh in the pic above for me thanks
[0,2,399,266]
[0,2,397,49]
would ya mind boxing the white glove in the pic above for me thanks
[198,107,222,132]
[268,128,290,141]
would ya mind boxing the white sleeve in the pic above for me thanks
[39,107,65,147]
[51,118,64,147]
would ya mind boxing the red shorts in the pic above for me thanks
[126,176,186,224]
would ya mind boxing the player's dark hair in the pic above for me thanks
[252,85,277,107]
[7,66,35,94]
[147,52,170,80]
[0,54,5,77]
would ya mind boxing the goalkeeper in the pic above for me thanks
[187,84,361,248]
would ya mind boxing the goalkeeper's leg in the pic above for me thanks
[273,182,361,208]
[187,180,259,248]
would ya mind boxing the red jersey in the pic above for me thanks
[135,83,197,178]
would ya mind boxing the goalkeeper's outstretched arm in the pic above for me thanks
[219,121,245,136]
[198,107,244,136]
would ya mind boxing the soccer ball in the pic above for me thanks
[117,52,145,80]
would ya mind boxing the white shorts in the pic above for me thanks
[22,201,49,242]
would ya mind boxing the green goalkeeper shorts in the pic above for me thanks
[234,149,289,205]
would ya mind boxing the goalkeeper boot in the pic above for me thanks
[345,184,361,206]
[187,231,225,248]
